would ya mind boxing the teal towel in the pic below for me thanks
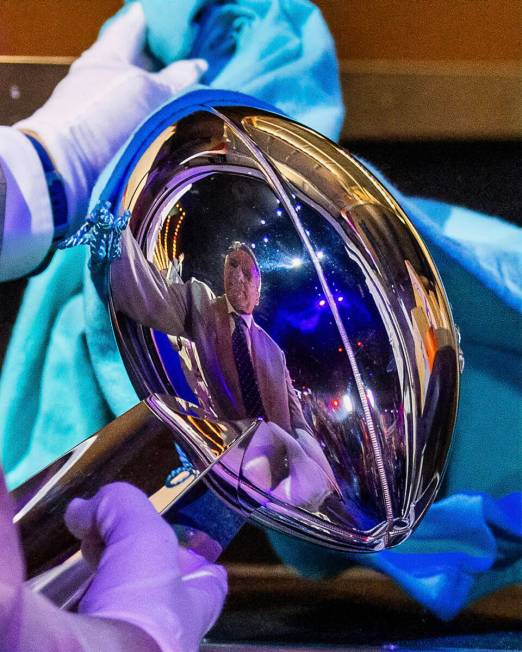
[269,492,522,620]
[117,0,345,142]
[1,0,521,620]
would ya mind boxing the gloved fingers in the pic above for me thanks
[182,580,228,643]
[176,545,227,580]
[177,546,228,629]
[138,567,227,652]
[66,482,177,546]
[179,553,228,639]
[86,2,148,66]
[0,470,24,652]
[70,488,228,648]
[154,58,209,92]
[65,483,180,568]
[64,496,96,540]
[0,466,25,586]
[133,47,161,73]
[64,497,105,569]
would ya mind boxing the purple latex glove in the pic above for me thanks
[0,473,227,651]
[0,467,24,651]
[66,482,227,650]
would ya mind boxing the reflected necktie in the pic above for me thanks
[231,313,266,419]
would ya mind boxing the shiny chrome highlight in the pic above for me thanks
[108,105,460,552]
[13,104,460,606]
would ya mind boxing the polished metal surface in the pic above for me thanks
[13,399,252,580]
[110,104,460,553]
[202,646,392,651]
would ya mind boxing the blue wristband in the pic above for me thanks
[25,134,69,245]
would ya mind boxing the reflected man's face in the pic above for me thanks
[224,249,261,315]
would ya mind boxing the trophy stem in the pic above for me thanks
[13,400,251,601]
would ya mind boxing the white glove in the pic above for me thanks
[15,2,207,229]
[0,473,227,652]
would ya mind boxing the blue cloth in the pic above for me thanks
[1,0,521,621]
[269,492,522,620]
[116,0,345,142]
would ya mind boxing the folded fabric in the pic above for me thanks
[269,492,522,620]
[1,0,521,621]
[115,0,345,142]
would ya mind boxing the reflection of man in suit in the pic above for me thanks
[113,229,337,510]
[112,230,311,436]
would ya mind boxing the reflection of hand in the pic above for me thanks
[0,474,227,651]
[15,3,207,227]
[294,427,339,488]
[166,252,185,282]
[240,422,335,512]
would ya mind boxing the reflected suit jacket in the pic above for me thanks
[112,229,309,433]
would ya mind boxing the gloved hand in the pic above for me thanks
[0,465,24,652]
[66,482,227,651]
[15,2,207,229]
[0,471,227,652]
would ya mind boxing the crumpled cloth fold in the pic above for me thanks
[115,0,345,141]
[269,492,522,620]
[1,0,520,621]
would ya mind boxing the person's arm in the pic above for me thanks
[0,3,206,283]
[111,226,194,336]
[0,132,54,281]
[1,471,227,652]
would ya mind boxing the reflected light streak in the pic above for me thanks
[187,416,225,452]
[342,393,354,413]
